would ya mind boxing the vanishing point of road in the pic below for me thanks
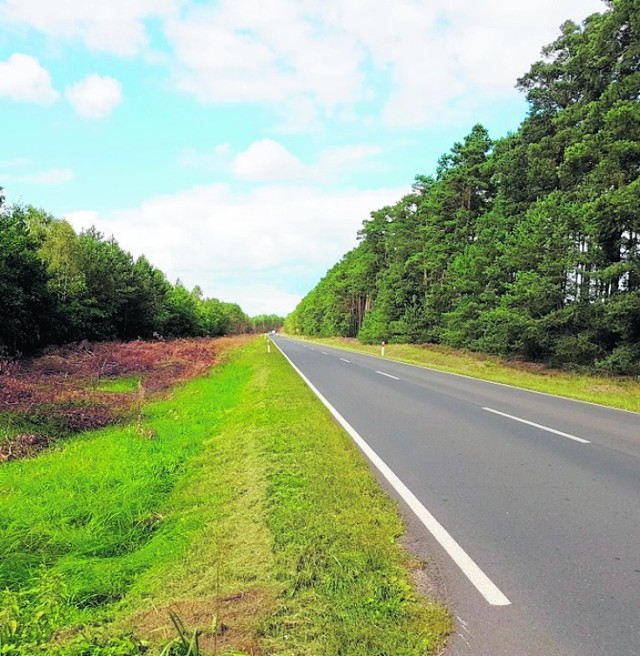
[272,336,640,656]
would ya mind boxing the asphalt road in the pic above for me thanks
[272,336,640,656]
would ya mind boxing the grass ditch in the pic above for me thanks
[286,335,640,413]
[0,338,450,654]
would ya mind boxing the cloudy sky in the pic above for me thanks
[1,0,604,316]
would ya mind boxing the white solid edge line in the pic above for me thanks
[483,407,590,444]
[340,358,351,363]
[271,338,511,607]
[376,370,400,380]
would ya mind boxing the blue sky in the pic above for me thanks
[0,0,604,315]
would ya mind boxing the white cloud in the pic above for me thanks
[273,96,322,133]
[324,0,606,126]
[226,139,379,183]
[165,0,364,111]
[164,0,605,128]
[0,1,606,127]
[0,158,32,167]
[65,209,101,227]
[21,168,74,184]
[179,139,381,184]
[0,53,58,105]
[206,283,302,317]
[178,142,235,171]
[0,0,180,56]
[178,147,223,170]
[65,75,123,118]
[317,145,381,175]
[444,0,603,91]
[2,168,74,185]
[231,140,308,183]
[65,182,405,315]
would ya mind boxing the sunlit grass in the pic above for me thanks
[0,339,450,655]
[257,341,451,655]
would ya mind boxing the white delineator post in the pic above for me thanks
[268,341,271,353]
[381,341,386,356]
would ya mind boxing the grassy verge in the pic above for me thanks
[0,338,450,655]
[286,335,640,413]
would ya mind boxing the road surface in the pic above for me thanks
[272,336,640,656]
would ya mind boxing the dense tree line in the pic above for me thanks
[286,0,640,375]
[251,314,286,333]
[0,194,282,354]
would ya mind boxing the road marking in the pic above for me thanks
[483,408,590,444]
[279,337,640,417]
[272,339,511,607]
[376,371,399,380]
[340,358,351,363]
[321,351,328,355]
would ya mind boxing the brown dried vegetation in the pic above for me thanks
[131,589,276,655]
[0,336,250,461]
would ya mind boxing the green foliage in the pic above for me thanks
[288,1,640,374]
[0,205,52,354]
[0,571,68,652]
[161,282,201,338]
[250,314,284,333]
[0,570,148,655]
[0,205,256,354]
[94,377,142,393]
[158,612,205,656]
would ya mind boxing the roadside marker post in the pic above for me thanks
[267,341,271,353]
[381,341,386,356]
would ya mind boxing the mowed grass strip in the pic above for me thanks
[256,340,451,655]
[0,338,450,655]
[288,335,640,413]
[127,338,451,654]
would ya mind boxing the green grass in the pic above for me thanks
[288,335,640,413]
[0,339,450,655]
[1,411,62,441]
[94,376,142,393]
[0,350,253,655]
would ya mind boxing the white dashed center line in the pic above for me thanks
[376,371,399,380]
[483,407,590,444]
